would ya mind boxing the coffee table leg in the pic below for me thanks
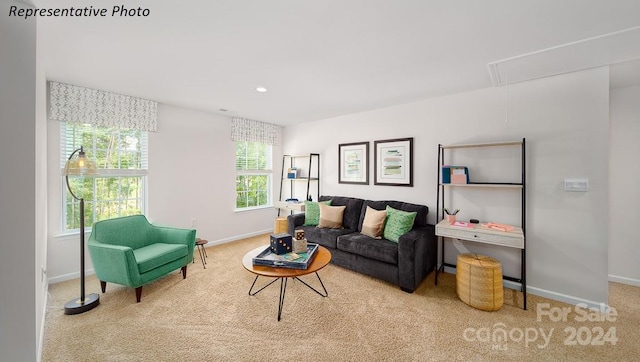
[248,273,326,321]
[277,278,288,321]
[248,275,279,296]
[294,272,328,297]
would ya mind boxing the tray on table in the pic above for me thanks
[252,243,319,269]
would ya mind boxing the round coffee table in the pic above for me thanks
[242,245,332,321]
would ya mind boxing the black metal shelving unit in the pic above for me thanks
[435,138,527,309]
[277,153,320,217]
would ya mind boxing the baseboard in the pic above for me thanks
[441,266,609,310]
[48,268,96,284]
[525,286,611,311]
[202,229,272,248]
[37,282,48,362]
[608,274,640,287]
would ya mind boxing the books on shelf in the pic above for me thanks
[442,165,469,184]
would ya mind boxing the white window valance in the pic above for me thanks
[49,81,158,132]
[231,117,280,145]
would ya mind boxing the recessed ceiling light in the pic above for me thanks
[218,108,228,112]
[256,86,268,93]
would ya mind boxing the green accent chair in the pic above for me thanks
[88,215,196,302]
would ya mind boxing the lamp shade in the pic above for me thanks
[63,147,99,177]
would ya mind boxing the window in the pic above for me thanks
[61,122,148,231]
[236,141,272,209]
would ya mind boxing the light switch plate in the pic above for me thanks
[564,178,589,192]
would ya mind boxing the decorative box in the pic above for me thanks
[294,229,305,240]
[292,238,307,253]
[253,243,319,269]
[442,165,469,184]
[270,233,293,255]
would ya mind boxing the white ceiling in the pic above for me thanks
[36,0,640,125]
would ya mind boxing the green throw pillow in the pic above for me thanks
[383,206,417,243]
[304,200,332,226]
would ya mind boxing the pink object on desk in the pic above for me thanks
[451,221,474,228]
[445,214,456,223]
[482,222,515,232]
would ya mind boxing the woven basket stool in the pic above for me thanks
[274,217,288,233]
[456,253,504,311]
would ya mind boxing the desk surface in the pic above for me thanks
[435,219,524,249]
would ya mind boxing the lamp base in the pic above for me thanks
[64,293,100,315]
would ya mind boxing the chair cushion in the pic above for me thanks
[91,215,155,250]
[337,233,398,264]
[299,225,355,249]
[134,243,188,274]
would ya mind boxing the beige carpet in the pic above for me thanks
[43,234,640,361]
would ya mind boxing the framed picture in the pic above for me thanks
[338,142,369,184]
[374,138,413,186]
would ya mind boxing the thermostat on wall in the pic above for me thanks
[564,178,589,192]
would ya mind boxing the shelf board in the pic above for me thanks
[440,140,522,149]
[275,201,305,211]
[282,177,319,181]
[440,182,523,189]
[283,154,320,158]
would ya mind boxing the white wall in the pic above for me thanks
[0,0,44,360]
[35,13,49,360]
[609,86,640,286]
[283,67,610,307]
[47,103,282,281]
[148,104,281,241]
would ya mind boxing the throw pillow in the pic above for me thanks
[318,204,346,229]
[361,206,387,239]
[303,200,332,226]
[383,206,417,243]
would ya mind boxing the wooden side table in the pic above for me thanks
[194,238,208,268]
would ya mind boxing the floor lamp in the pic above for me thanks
[63,146,100,315]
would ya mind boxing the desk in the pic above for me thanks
[435,219,526,309]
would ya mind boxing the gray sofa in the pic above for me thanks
[287,196,437,293]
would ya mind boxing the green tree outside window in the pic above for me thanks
[62,123,147,231]
[236,141,272,209]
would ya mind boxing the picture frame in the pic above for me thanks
[374,137,413,187]
[338,142,369,184]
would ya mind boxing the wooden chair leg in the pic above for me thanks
[181,266,187,279]
[100,281,106,293]
[135,287,142,303]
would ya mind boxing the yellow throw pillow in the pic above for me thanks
[361,206,387,239]
[318,204,346,229]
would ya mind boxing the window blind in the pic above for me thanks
[49,81,158,132]
[231,117,280,146]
